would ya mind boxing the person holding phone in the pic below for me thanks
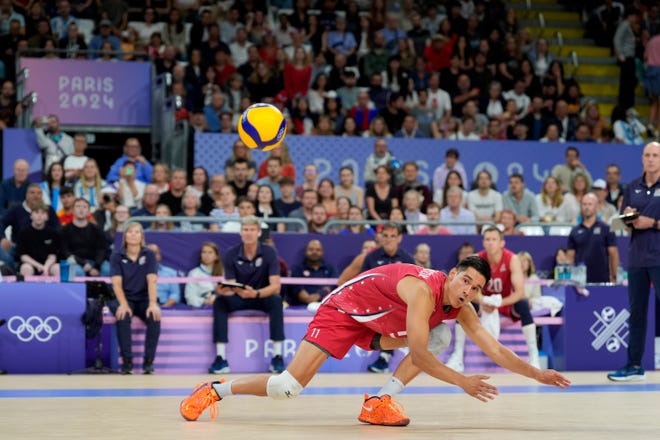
[608,141,660,381]
[116,160,145,210]
[208,215,284,375]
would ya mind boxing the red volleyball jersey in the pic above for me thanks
[322,263,460,339]
[478,249,515,298]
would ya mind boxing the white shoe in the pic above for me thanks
[445,352,464,373]
[528,354,541,369]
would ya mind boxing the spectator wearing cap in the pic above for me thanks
[592,179,618,222]
[88,19,121,59]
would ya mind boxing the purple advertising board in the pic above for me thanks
[1,128,41,181]
[19,58,151,126]
[542,285,655,371]
[0,282,86,373]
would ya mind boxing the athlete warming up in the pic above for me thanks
[180,257,571,426]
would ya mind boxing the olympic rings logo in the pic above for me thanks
[7,316,62,342]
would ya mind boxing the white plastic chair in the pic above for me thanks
[517,225,545,236]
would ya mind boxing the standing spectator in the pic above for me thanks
[501,173,539,223]
[335,166,364,209]
[61,198,109,277]
[551,146,593,194]
[158,169,187,216]
[73,158,105,212]
[644,33,660,136]
[0,80,17,128]
[209,216,285,374]
[116,160,146,210]
[40,162,66,214]
[106,138,153,184]
[432,148,468,193]
[613,8,639,110]
[185,242,224,308]
[147,243,180,308]
[467,170,503,224]
[63,133,89,184]
[15,203,61,277]
[440,187,477,234]
[289,239,337,306]
[566,193,619,283]
[608,142,660,381]
[0,159,30,216]
[108,221,160,374]
[361,223,415,373]
[35,114,74,172]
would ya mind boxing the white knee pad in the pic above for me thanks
[428,323,451,356]
[266,370,303,400]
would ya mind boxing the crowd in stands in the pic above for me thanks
[0,0,658,143]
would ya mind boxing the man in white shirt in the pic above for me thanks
[502,78,531,118]
[467,170,503,224]
[426,72,452,120]
[63,133,89,184]
[229,27,252,67]
[35,114,74,172]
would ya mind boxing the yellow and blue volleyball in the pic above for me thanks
[237,103,287,151]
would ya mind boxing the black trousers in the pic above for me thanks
[618,57,638,110]
[108,299,161,362]
[213,294,285,343]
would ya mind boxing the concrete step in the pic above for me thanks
[509,0,565,5]
[539,27,585,39]
[522,18,583,28]
[558,45,611,58]
[575,75,619,84]
[564,55,617,65]
[580,82,645,97]
[510,2,566,11]
[597,102,650,119]
[575,64,620,76]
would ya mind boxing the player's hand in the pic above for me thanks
[458,374,499,402]
[534,369,571,389]
[146,303,161,321]
[481,303,496,313]
[115,303,133,320]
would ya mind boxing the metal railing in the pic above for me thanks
[322,219,497,234]
[129,216,308,233]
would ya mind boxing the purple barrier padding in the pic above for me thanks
[195,133,644,194]
[2,128,41,181]
[542,285,655,371]
[0,282,86,373]
[131,232,629,278]
[19,58,152,126]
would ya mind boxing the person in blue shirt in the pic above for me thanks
[361,223,415,374]
[566,193,619,284]
[87,20,121,59]
[0,159,30,217]
[108,222,160,374]
[289,239,337,306]
[105,138,153,184]
[147,243,180,307]
[209,216,284,375]
[608,142,660,382]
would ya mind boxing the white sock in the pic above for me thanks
[380,351,392,362]
[452,324,466,357]
[212,380,234,398]
[522,323,539,359]
[272,341,283,357]
[215,343,226,358]
[374,377,404,397]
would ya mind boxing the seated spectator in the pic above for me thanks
[35,114,73,172]
[94,188,119,233]
[151,162,170,194]
[440,186,477,234]
[362,115,392,138]
[467,170,503,224]
[0,159,30,216]
[88,19,121,59]
[256,157,283,200]
[227,158,254,199]
[402,189,427,234]
[209,216,285,374]
[612,107,647,145]
[158,168,187,216]
[289,239,337,306]
[502,173,539,223]
[520,95,550,141]
[224,140,257,183]
[416,202,452,235]
[335,166,364,209]
[287,189,319,232]
[61,198,109,277]
[150,204,177,231]
[581,100,608,143]
[185,242,224,308]
[536,176,579,223]
[40,162,66,214]
[570,174,591,208]
[317,178,337,218]
[454,116,481,140]
[366,165,398,220]
[295,164,318,200]
[187,166,209,200]
[539,123,565,143]
[518,251,542,305]
[340,206,375,235]
[433,169,468,208]
[388,206,406,230]
[275,177,300,218]
[116,160,146,210]
[106,138,153,184]
[550,146,593,194]
[255,184,281,232]
[210,186,240,232]
[334,196,351,222]
[591,179,618,222]
[15,203,61,277]
[205,174,224,213]
[308,204,329,233]
[132,184,160,227]
[63,133,89,184]
[348,91,378,134]
[177,189,209,232]
[414,242,432,269]
[146,243,180,308]
[73,158,105,212]
[499,209,523,235]
[108,204,131,251]
[57,186,76,226]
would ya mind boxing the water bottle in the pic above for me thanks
[66,255,77,282]
[60,259,69,282]
[616,265,624,285]
[577,262,587,286]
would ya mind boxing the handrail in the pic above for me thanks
[129,216,309,233]
[555,31,564,57]
[570,50,579,78]
[322,219,497,234]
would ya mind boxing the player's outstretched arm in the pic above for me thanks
[459,307,571,389]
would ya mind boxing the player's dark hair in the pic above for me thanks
[456,255,491,285]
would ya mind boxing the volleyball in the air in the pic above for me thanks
[237,103,287,151]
